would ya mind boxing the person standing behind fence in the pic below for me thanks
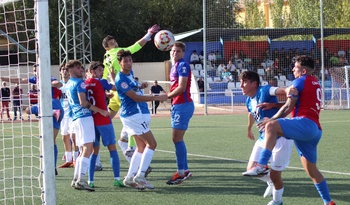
[12,83,23,121]
[150,80,165,114]
[1,82,11,121]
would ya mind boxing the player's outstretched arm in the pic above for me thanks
[125,89,167,103]
[51,80,63,88]
[1,77,28,84]
[167,76,188,99]
[136,24,160,47]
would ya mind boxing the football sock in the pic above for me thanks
[315,179,331,204]
[258,148,272,166]
[54,144,58,168]
[88,154,97,182]
[95,151,101,166]
[128,135,135,148]
[127,152,142,177]
[175,141,187,172]
[73,157,81,180]
[73,151,79,162]
[79,157,89,181]
[65,151,72,162]
[118,140,131,163]
[137,148,154,176]
[110,150,120,178]
[273,187,284,203]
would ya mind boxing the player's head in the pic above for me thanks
[171,41,186,62]
[31,84,36,90]
[66,60,84,78]
[2,81,6,87]
[240,71,260,97]
[59,63,69,79]
[293,55,314,78]
[117,49,133,72]
[33,64,38,75]
[87,61,104,79]
[102,35,118,50]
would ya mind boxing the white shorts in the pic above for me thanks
[60,116,73,136]
[120,113,150,137]
[249,137,293,171]
[72,116,95,147]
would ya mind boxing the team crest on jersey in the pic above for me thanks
[80,82,86,89]
[182,67,187,73]
[121,82,128,89]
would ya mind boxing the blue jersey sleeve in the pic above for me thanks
[177,62,190,78]
[292,77,305,98]
[116,78,132,94]
[99,79,113,91]
[77,80,87,94]
[29,76,37,84]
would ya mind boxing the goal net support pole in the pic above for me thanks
[345,66,350,109]
[36,1,57,204]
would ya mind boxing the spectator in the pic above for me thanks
[294,48,300,57]
[239,50,246,60]
[329,52,339,66]
[208,51,216,65]
[310,48,318,60]
[227,60,238,81]
[338,46,345,58]
[198,51,204,64]
[301,48,308,56]
[1,82,11,121]
[197,77,204,97]
[12,83,23,120]
[221,67,232,82]
[28,84,38,105]
[266,66,274,80]
[190,50,201,65]
[216,50,222,64]
[262,49,271,62]
[272,48,279,61]
[217,63,225,77]
[273,58,281,75]
[287,48,294,58]
[150,80,165,114]
[280,47,286,62]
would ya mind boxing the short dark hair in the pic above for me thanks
[117,49,132,62]
[102,35,115,49]
[66,60,82,70]
[295,55,314,71]
[240,71,260,86]
[59,63,66,72]
[87,61,104,73]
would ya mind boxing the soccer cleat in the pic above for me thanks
[327,201,336,205]
[183,170,192,181]
[242,165,269,177]
[124,146,135,158]
[166,172,185,185]
[123,176,144,190]
[264,182,273,198]
[133,174,154,189]
[71,178,77,187]
[75,180,95,192]
[95,165,103,171]
[267,200,283,205]
[113,179,125,187]
[88,182,94,188]
[13,117,17,121]
[58,161,73,168]
[145,166,152,178]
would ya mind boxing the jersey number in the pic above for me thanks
[316,88,321,110]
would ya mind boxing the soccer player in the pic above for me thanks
[240,71,294,200]
[115,50,167,189]
[243,56,336,205]
[85,61,124,188]
[102,24,160,160]
[65,60,109,192]
[166,42,195,185]
[58,64,78,168]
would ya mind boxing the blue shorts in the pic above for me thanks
[278,117,322,163]
[94,124,116,147]
[171,102,194,130]
[30,99,63,130]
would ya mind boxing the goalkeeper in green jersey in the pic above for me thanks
[102,24,160,164]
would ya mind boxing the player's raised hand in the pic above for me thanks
[148,24,160,35]
[140,82,148,89]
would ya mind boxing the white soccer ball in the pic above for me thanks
[154,30,175,51]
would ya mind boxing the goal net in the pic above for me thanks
[0,1,51,204]
[325,66,350,109]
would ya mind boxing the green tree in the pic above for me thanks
[242,0,265,29]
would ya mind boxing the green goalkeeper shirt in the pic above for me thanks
[102,42,142,79]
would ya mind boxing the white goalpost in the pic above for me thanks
[325,66,350,109]
[0,1,55,204]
